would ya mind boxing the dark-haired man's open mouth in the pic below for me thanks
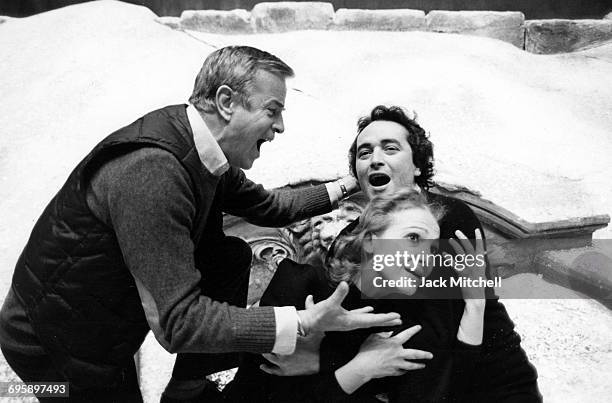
[368,172,391,189]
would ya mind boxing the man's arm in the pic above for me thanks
[87,148,277,354]
[221,167,358,227]
[88,151,390,354]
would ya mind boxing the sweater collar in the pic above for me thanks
[186,104,229,177]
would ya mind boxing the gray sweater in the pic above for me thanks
[0,147,332,355]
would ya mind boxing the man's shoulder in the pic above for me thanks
[101,147,184,176]
[426,190,482,236]
[142,104,188,120]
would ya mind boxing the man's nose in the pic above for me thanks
[272,114,285,134]
[370,148,384,167]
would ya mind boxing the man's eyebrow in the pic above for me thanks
[380,139,401,145]
[263,99,285,109]
[357,142,372,150]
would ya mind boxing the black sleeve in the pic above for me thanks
[449,339,482,399]
[310,372,381,403]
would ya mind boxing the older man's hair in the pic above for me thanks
[189,46,294,113]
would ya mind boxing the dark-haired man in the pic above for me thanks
[0,47,402,402]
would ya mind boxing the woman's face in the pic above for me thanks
[371,206,440,296]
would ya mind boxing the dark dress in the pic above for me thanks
[224,193,541,402]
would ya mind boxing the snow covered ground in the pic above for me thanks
[1,1,611,402]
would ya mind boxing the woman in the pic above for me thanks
[225,105,540,402]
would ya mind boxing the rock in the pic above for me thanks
[536,247,612,300]
[251,2,334,33]
[525,19,612,54]
[154,16,181,30]
[332,8,425,31]
[605,12,612,20]
[180,9,253,34]
[427,10,525,48]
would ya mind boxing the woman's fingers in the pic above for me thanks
[402,349,434,360]
[474,228,485,255]
[391,325,422,343]
[454,230,475,254]
[448,238,464,256]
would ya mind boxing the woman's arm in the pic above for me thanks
[449,229,487,345]
[334,326,432,394]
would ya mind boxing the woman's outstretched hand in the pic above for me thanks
[448,229,487,345]
[335,325,433,394]
[448,229,487,300]
[297,281,402,334]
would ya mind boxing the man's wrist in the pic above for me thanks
[296,311,308,336]
[297,310,312,336]
[337,176,359,198]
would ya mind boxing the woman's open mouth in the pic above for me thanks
[368,172,391,187]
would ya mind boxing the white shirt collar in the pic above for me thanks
[186,104,230,177]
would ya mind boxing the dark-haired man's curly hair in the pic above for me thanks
[348,105,435,190]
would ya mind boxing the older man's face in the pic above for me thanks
[223,70,287,169]
[355,120,419,200]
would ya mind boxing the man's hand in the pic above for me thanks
[297,282,402,334]
[260,332,324,376]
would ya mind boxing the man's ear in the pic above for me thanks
[215,85,234,122]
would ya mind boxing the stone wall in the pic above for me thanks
[525,19,612,54]
[156,1,612,54]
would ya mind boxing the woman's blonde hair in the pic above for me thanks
[326,189,444,284]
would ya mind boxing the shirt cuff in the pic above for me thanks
[272,306,298,355]
[325,181,343,209]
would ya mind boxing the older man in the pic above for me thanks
[0,47,401,402]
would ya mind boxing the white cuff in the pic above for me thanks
[272,306,298,355]
[325,181,343,208]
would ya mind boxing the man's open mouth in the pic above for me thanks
[256,139,266,151]
[368,173,391,187]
